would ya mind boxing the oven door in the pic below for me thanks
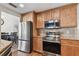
[43,41,61,55]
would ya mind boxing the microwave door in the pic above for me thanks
[45,20,60,28]
[48,22,55,28]
[45,22,55,28]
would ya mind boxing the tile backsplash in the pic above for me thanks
[60,28,76,39]
[38,27,78,39]
[75,28,79,39]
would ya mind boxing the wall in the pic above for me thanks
[0,4,20,40]
[1,11,20,33]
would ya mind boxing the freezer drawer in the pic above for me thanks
[20,41,30,52]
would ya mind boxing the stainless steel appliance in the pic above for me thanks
[18,21,33,53]
[45,20,60,28]
[43,31,61,55]
[44,32,60,42]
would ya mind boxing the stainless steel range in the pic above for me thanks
[43,31,60,43]
[43,31,61,55]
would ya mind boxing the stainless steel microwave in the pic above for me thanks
[45,20,60,28]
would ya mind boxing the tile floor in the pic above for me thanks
[11,44,42,56]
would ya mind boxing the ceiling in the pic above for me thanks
[0,3,69,14]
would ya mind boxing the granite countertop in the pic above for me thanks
[0,39,12,54]
[60,35,79,40]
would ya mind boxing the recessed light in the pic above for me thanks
[19,4,24,8]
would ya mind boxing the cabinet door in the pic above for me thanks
[72,46,79,56]
[53,8,60,20]
[61,45,73,56]
[33,38,38,51]
[60,4,77,27]
[44,10,52,21]
[37,14,44,28]
[33,37,43,52]
[61,45,79,56]
[37,37,43,52]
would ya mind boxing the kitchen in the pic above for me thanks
[0,3,79,56]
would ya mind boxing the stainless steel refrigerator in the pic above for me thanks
[18,21,33,53]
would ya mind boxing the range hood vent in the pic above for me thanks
[8,3,17,8]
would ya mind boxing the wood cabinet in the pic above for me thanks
[72,46,79,56]
[37,37,43,52]
[52,8,60,20]
[60,4,77,27]
[44,8,60,21]
[61,39,79,56]
[61,44,73,56]
[22,12,33,22]
[37,13,44,28]
[33,37,38,51]
[33,37,43,52]
[32,12,37,37]
[44,10,52,21]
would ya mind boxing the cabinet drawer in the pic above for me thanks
[71,40,79,46]
[61,39,79,46]
[61,39,72,45]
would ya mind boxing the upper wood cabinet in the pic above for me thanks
[60,4,77,27]
[22,13,33,22]
[36,4,77,28]
[37,13,44,28]
[44,9,60,21]
[43,10,52,21]
[52,8,60,20]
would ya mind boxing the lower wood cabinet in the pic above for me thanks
[61,44,73,56]
[33,37,37,51]
[72,46,79,56]
[33,37,43,52]
[61,39,79,56]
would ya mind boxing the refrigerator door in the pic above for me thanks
[21,22,26,40]
[21,22,30,40]
[18,23,22,40]
[20,40,30,52]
